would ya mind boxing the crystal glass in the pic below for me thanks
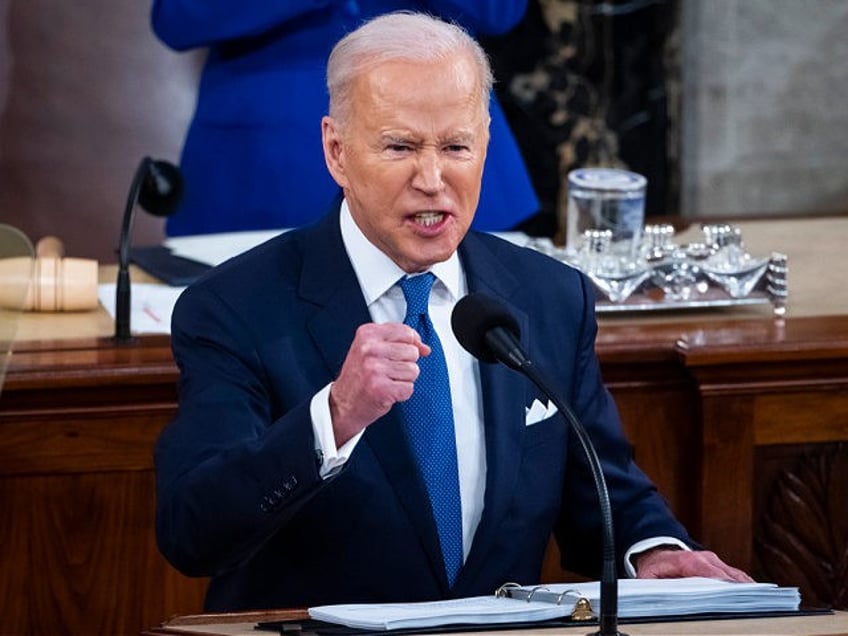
[566,168,647,263]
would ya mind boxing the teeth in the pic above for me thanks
[414,212,444,227]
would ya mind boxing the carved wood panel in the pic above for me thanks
[754,442,848,609]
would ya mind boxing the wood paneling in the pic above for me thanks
[754,442,848,609]
[681,315,848,609]
[0,337,206,636]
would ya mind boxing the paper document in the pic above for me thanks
[164,229,286,266]
[98,283,184,335]
[505,577,801,618]
[308,577,801,630]
[309,596,566,630]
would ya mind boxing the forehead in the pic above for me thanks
[348,54,488,133]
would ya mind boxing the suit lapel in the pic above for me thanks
[298,213,370,375]
[454,234,534,590]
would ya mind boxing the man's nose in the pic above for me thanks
[411,150,445,194]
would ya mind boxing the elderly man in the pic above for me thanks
[154,11,750,612]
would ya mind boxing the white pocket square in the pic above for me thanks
[525,399,558,426]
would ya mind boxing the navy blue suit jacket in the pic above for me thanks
[155,211,691,611]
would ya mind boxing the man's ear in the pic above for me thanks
[321,116,349,189]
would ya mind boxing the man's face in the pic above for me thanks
[322,53,489,273]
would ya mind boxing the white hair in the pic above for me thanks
[326,11,494,126]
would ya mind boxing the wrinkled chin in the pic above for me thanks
[398,236,460,273]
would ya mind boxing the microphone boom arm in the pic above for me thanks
[114,156,183,344]
[115,157,154,343]
[516,357,622,636]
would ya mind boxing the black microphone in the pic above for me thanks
[115,157,183,343]
[451,293,625,636]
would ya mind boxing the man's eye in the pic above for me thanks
[387,143,412,152]
[446,144,471,153]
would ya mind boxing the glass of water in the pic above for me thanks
[565,168,647,266]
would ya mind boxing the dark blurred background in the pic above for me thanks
[483,0,680,240]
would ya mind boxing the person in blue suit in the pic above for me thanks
[154,12,752,612]
[151,1,541,237]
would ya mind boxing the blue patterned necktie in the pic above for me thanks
[398,273,463,587]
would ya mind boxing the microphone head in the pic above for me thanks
[138,159,183,217]
[451,292,521,363]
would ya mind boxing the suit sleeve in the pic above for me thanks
[154,285,333,577]
[424,1,528,35]
[150,0,339,50]
[552,272,694,577]
[151,1,529,51]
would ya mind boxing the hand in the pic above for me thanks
[329,322,430,446]
[635,547,754,583]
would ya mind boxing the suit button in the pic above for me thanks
[260,494,279,513]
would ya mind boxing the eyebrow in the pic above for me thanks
[380,131,478,145]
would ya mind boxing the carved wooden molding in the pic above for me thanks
[755,442,848,609]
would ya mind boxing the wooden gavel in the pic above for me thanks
[0,236,99,311]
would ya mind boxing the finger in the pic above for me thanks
[684,553,755,583]
[709,560,755,583]
[382,341,428,362]
[393,324,430,357]
[384,359,422,383]
[689,552,750,581]
[368,322,421,344]
[359,323,430,357]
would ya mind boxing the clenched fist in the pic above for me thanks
[329,322,430,446]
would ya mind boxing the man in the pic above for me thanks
[155,12,751,612]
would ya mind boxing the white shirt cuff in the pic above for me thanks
[310,382,364,479]
[624,536,691,578]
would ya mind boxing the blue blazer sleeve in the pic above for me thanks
[151,0,528,51]
[156,283,332,577]
[151,1,336,50]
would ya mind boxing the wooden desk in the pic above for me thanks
[140,608,848,636]
[2,217,847,635]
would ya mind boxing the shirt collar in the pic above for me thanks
[339,200,463,306]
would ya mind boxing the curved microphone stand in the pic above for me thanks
[115,156,182,343]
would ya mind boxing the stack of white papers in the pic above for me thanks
[97,283,185,335]
[309,596,565,631]
[516,577,801,619]
[164,229,286,267]
[308,577,801,630]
